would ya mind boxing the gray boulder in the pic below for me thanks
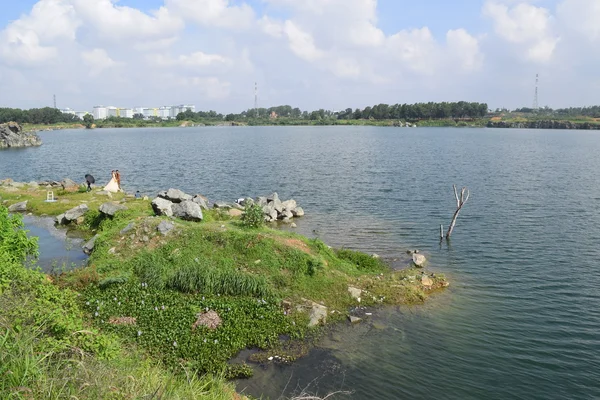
[64,204,89,222]
[262,204,278,222]
[256,196,268,207]
[152,197,173,217]
[279,210,293,220]
[157,220,175,235]
[292,207,305,217]
[282,199,297,211]
[8,201,27,212]
[99,202,128,217]
[158,188,192,203]
[120,222,135,235]
[55,214,67,225]
[83,234,99,255]
[192,195,209,210]
[61,178,79,191]
[308,302,328,327]
[272,197,283,213]
[28,181,39,188]
[412,253,427,268]
[267,192,279,202]
[0,122,42,149]
[172,200,203,222]
[213,202,232,209]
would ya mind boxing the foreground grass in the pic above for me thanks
[1,183,447,397]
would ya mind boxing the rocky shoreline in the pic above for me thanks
[0,122,43,148]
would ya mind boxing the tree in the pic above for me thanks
[444,185,470,239]
[83,114,94,129]
[133,113,144,120]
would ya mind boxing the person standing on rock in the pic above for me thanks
[115,170,122,191]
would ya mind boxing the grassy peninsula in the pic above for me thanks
[0,182,447,399]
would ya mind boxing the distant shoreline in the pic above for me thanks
[22,117,600,132]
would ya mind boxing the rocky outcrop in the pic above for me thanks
[8,201,28,212]
[99,202,128,217]
[157,188,192,203]
[229,192,305,223]
[0,122,42,149]
[56,204,89,225]
[152,197,174,217]
[172,200,203,222]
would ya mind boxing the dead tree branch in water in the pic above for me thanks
[446,184,470,239]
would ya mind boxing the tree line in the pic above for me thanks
[513,106,600,118]
[0,107,80,125]
[177,101,489,122]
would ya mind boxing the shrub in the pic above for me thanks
[336,248,387,273]
[241,203,264,229]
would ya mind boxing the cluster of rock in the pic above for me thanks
[0,178,84,192]
[151,189,206,222]
[0,122,42,149]
[231,193,304,223]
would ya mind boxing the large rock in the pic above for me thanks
[267,192,279,202]
[308,302,328,327]
[8,201,28,212]
[99,202,128,217]
[292,207,305,217]
[172,200,203,221]
[412,253,427,268]
[158,188,192,203]
[64,204,89,222]
[279,210,293,220]
[192,195,209,210]
[272,197,283,213]
[256,196,268,207]
[83,234,99,255]
[152,197,173,217]
[262,204,278,222]
[213,202,232,209]
[61,178,79,191]
[0,122,42,149]
[282,199,297,211]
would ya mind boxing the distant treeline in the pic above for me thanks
[177,101,490,122]
[513,106,600,118]
[0,107,80,124]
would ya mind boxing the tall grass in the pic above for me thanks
[167,263,272,298]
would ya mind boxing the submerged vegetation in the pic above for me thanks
[0,182,448,398]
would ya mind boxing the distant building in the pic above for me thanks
[120,108,134,118]
[75,111,89,119]
[93,106,108,120]
[158,106,171,119]
[170,104,196,118]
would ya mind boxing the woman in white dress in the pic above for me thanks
[103,170,120,193]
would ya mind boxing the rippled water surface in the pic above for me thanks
[2,126,600,399]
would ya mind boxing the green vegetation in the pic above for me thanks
[0,183,448,397]
[241,203,265,229]
[0,204,240,399]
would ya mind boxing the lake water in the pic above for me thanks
[1,126,599,399]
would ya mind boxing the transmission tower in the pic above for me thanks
[533,74,539,111]
[254,82,258,118]
[53,94,57,109]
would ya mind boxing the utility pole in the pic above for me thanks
[254,82,258,118]
[533,74,539,111]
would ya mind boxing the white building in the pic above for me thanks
[158,106,171,119]
[60,108,75,115]
[170,104,196,118]
[120,108,134,118]
[93,106,108,120]
[107,106,118,118]
[75,111,89,119]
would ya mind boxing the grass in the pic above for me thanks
[0,185,449,395]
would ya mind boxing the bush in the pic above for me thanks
[241,203,264,229]
[336,248,387,273]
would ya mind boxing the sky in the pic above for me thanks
[0,0,598,113]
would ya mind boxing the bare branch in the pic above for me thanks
[453,184,459,207]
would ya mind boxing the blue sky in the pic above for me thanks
[0,0,597,112]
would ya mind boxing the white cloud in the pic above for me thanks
[446,29,484,72]
[386,28,438,75]
[70,0,183,42]
[81,48,118,76]
[0,0,79,66]
[149,52,230,68]
[483,1,559,62]
[165,0,254,29]
[282,21,324,62]
[556,0,600,41]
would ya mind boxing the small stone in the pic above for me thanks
[349,316,362,324]
[421,276,434,287]
[120,222,135,235]
[108,247,116,255]
[290,223,297,228]
[83,235,99,255]
[157,221,175,236]
[348,287,362,300]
